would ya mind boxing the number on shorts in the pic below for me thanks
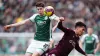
[43,44,49,48]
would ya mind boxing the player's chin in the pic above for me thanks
[79,34,83,36]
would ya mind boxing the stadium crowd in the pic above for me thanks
[0,0,100,55]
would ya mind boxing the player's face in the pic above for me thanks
[77,27,85,36]
[37,7,44,15]
[87,28,93,35]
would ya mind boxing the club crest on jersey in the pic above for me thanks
[44,16,48,20]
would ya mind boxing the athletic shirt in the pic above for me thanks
[48,22,86,56]
[29,14,59,41]
[81,34,99,54]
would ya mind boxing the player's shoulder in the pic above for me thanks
[67,28,75,33]
[83,34,88,36]
[49,14,59,20]
[82,34,88,37]
[33,13,39,16]
[92,34,98,37]
[29,13,39,20]
[30,13,39,17]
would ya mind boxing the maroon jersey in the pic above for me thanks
[48,22,86,56]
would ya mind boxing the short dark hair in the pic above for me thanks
[35,2,45,7]
[75,21,86,29]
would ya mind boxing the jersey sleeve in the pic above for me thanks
[29,14,38,22]
[49,14,59,21]
[80,34,86,43]
[75,41,86,55]
[57,21,68,32]
[94,34,99,43]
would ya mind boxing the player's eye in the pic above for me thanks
[37,8,39,10]
[82,29,85,32]
[37,8,42,11]
[39,8,42,10]
[38,9,40,10]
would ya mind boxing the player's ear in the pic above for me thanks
[75,27,79,30]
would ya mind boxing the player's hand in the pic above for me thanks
[59,17,64,21]
[4,25,11,31]
[49,44,53,49]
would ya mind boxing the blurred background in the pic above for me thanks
[0,0,100,56]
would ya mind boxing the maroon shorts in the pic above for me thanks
[48,49,60,56]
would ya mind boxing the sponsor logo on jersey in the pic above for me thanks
[86,40,94,43]
[69,40,76,47]
[37,21,46,25]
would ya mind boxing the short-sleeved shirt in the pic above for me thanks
[29,14,59,41]
[81,34,99,54]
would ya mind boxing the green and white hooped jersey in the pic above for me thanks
[81,34,99,54]
[29,14,59,42]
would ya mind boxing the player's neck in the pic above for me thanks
[88,33,92,36]
[74,30,79,37]
[39,13,44,16]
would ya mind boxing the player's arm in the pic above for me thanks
[52,21,59,32]
[4,14,37,30]
[52,17,64,32]
[94,35,100,53]
[79,35,86,48]
[79,41,82,49]
[57,21,68,32]
[75,41,86,55]
[49,14,60,32]
[94,43,100,53]
[49,39,54,49]
[4,19,31,30]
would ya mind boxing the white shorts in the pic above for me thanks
[87,54,94,56]
[26,40,50,55]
